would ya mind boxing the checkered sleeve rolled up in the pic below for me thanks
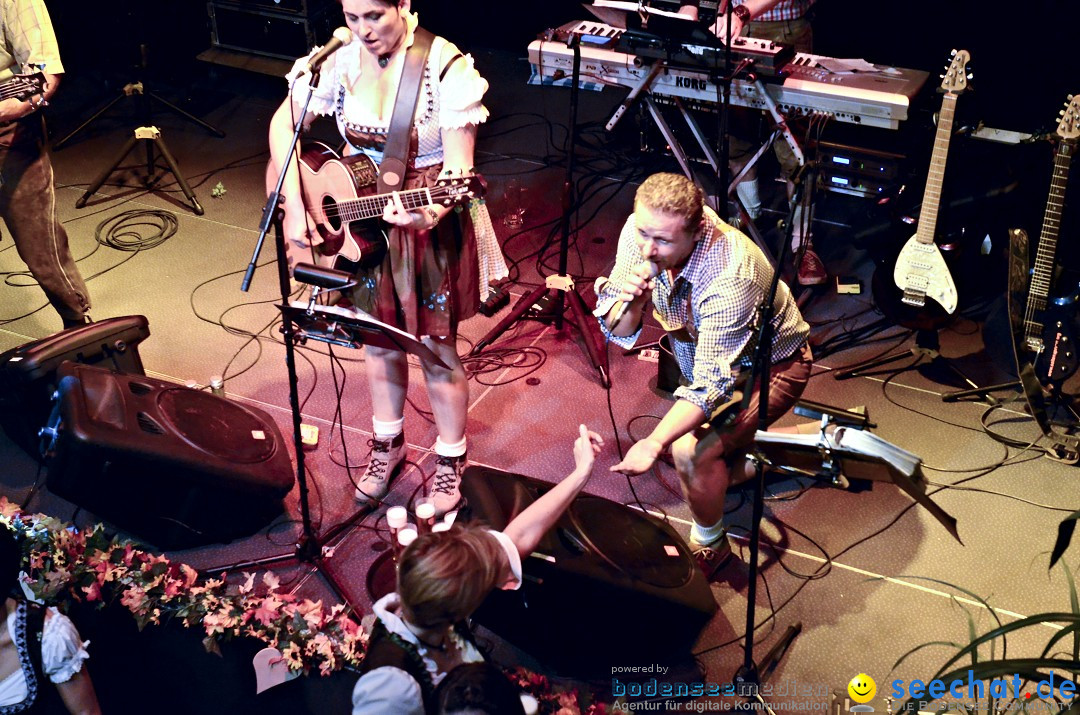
[593,214,647,350]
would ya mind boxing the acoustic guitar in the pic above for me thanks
[266,141,486,274]
[872,50,971,330]
[1017,95,1080,389]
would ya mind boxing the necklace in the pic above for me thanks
[376,18,407,70]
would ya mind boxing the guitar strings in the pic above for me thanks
[320,187,450,223]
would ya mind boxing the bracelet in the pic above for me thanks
[28,96,42,110]
[732,4,752,24]
[424,206,441,228]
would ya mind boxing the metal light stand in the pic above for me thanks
[469,33,611,387]
[207,72,363,611]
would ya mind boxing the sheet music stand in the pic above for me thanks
[279,300,449,370]
[753,422,961,542]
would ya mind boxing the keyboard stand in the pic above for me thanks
[606,65,805,267]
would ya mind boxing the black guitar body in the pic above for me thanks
[1032,286,1080,389]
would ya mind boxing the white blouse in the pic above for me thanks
[0,605,90,706]
[288,11,489,168]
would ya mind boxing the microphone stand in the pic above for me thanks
[731,160,817,713]
[219,70,362,612]
[715,0,735,222]
[469,32,611,387]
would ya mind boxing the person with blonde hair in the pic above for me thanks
[351,425,602,714]
[597,173,812,581]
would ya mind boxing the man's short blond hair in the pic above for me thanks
[634,173,704,230]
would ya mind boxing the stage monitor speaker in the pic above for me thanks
[0,316,150,459]
[45,362,295,550]
[459,466,717,677]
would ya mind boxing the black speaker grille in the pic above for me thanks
[136,412,165,435]
[156,389,278,463]
[569,496,694,589]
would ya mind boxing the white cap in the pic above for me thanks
[431,523,451,533]
[387,506,408,529]
[397,527,418,548]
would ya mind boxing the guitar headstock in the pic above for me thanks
[2,71,46,103]
[433,173,488,207]
[1056,94,1080,142]
[939,49,972,94]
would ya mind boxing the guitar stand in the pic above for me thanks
[469,34,610,387]
[835,329,988,401]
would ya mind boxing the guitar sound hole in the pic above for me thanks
[323,198,341,231]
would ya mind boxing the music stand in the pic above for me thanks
[207,263,442,605]
[753,423,961,542]
[280,299,449,370]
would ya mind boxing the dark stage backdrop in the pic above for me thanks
[47,0,1079,133]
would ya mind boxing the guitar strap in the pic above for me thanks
[377,27,434,195]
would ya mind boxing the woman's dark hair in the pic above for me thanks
[435,662,526,715]
[0,526,23,598]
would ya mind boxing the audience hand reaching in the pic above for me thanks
[573,424,604,476]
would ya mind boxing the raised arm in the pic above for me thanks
[268,97,320,249]
[501,425,603,558]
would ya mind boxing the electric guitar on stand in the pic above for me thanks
[266,141,486,275]
[875,50,971,328]
[1017,95,1080,390]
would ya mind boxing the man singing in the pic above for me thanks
[596,173,811,580]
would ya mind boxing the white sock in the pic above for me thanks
[735,179,762,220]
[434,435,467,458]
[690,519,726,546]
[372,417,404,440]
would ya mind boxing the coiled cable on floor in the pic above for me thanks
[95,209,179,251]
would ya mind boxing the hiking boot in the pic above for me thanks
[431,453,467,517]
[796,247,827,286]
[355,433,406,504]
[690,535,734,582]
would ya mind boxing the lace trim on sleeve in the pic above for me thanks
[41,608,90,684]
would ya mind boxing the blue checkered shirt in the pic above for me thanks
[595,208,809,417]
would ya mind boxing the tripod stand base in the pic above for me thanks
[471,276,610,387]
[74,126,204,215]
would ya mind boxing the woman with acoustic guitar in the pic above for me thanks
[268,0,504,516]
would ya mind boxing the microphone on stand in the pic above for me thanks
[304,27,354,74]
[609,261,658,325]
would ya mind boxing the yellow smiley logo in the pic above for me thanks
[848,674,876,704]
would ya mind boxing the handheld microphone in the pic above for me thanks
[305,27,353,74]
[609,261,658,326]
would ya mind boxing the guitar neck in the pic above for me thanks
[915,93,959,245]
[1029,141,1074,313]
[339,187,434,223]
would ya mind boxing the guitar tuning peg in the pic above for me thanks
[1069,94,1075,100]
[939,73,946,79]
[966,73,974,80]
[950,49,957,56]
